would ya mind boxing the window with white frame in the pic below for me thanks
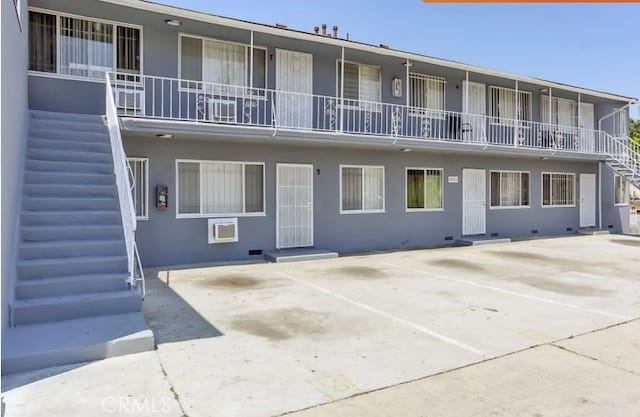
[28,10,141,80]
[337,61,381,108]
[406,168,443,210]
[542,173,575,207]
[540,96,576,128]
[179,34,266,91]
[340,166,384,213]
[177,160,264,217]
[127,158,149,219]
[614,175,627,205]
[408,73,445,114]
[489,86,531,125]
[490,171,530,208]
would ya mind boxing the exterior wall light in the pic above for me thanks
[164,19,182,27]
[156,133,174,139]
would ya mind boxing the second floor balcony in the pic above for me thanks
[110,73,632,159]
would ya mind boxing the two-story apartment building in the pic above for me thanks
[2,0,638,373]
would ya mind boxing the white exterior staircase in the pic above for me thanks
[604,136,640,190]
[1,110,154,375]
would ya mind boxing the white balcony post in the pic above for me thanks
[464,71,469,116]
[514,80,519,147]
[549,87,553,132]
[249,30,254,91]
[577,92,581,149]
[405,59,410,106]
[340,46,345,133]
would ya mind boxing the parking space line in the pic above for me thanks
[276,271,488,358]
[381,262,631,321]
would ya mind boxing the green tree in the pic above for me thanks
[630,119,640,145]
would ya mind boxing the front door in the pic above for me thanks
[579,173,596,228]
[462,169,486,235]
[462,81,486,143]
[277,163,314,249]
[275,49,313,129]
[578,102,595,152]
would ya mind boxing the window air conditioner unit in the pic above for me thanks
[208,218,238,244]
[208,100,237,123]
[115,88,144,113]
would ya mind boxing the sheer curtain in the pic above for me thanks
[29,12,57,73]
[201,162,243,213]
[178,162,200,214]
[59,17,113,78]
[363,167,383,210]
[203,40,245,86]
[407,169,424,209]
[341,167,362,210]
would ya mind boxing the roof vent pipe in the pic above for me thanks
[314,26,319,34]
[321,24,327,36]
[332,25,338,38]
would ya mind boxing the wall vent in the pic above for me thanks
[531,229,539,234]
[490,232,499,237]
[608,224,614,228]
[248,249,263,256]
[566,227,573,232]
[444,236,454,241]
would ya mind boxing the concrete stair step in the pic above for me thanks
[25,159,113,174]
[21,210,121,226]
[1,312,154,375]
[28,148,112,164]
[19,239,125,260]
[29,128,108,143]
[24,171,115,186]
[30,118,107,133]
[21,224,123,241]
[24,184,117,198]
[29,137,111,154]
[11,290,141,326]
[15,273,129,299]
[17,255,128,280]
[30,110,103,123]
[23,196,119,211]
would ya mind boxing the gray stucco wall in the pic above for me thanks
[124,134,615,267]
[2,0,29,331]
[27,0,630,136]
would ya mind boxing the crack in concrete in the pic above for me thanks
[158,355,190,417]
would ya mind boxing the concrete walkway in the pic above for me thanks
[2,235,639,417]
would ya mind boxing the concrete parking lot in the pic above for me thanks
[3,234,640,417]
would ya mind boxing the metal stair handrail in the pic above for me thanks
[105,72,145,296]
[602,132,640,185]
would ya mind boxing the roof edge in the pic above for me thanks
[99,0,638,103]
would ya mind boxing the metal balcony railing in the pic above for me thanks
[108,73,625,157]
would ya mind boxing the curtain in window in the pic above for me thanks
[498,89,515,121]
[59,17,113,78]
[359,65,380,104]
[178,162,200,214]
[426,78,444,111]
[203,40,245,86]
[545,173,574,206]
[363,167,383,210]
[245,164,264,212]
[407,169,424,209]
[500,172,520,206]
[341,167,362,210]
[425,170,442,208]
[201,162,243,213]
[557,98,576,128]
[29,11,57,73]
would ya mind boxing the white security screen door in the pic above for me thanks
[462,169,486,235]
[578,103,595,152]
[275,49,313,129]
[462,81,486,143]
[579,173,596,228]
[277,163,314,249]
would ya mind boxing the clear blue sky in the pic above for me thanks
[166,1,638,118]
